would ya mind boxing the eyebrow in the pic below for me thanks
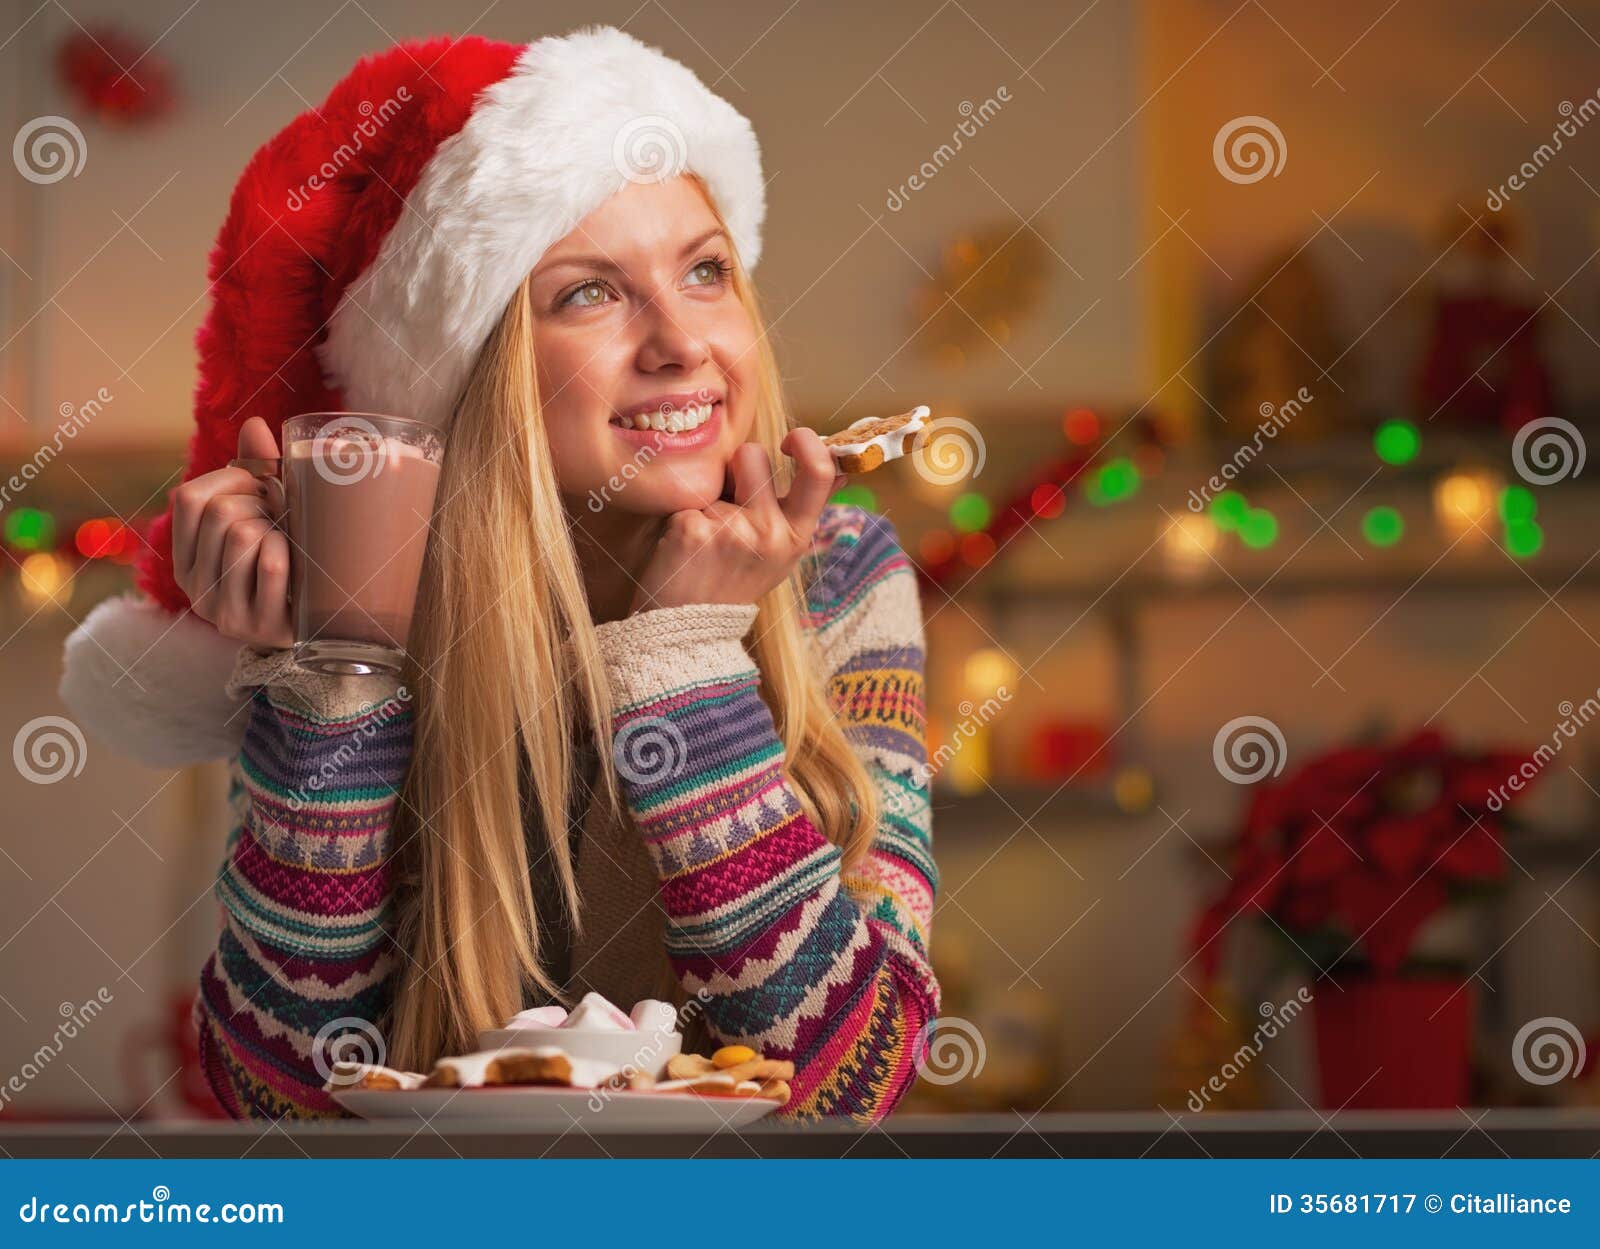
[535,227,728,278]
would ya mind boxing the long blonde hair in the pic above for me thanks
[385,186,877,1069]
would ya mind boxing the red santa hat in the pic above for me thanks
[58,24,766,767]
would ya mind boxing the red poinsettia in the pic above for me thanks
[1194,729,1538,980]
[56,27,176,125]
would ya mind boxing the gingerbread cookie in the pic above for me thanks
[326,1061,427,1091]
[823,405,930,474]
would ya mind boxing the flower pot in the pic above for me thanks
[1312,976,1473,1109]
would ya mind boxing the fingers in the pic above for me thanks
[187,493,271,615]
[171,467,266,586]
[236,416,280,461]
[728,443,778,511]
[251,529,294,647]
[778,427,835,535]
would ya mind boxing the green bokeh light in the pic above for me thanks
[1505,518,1543,559]
[3,507,53,551]
[1209,490,1250,531]
[1093,457,1140,505]
[829,484,878,513]
[1374,419,1421,466]
[1362,505,1404,547]
[1498,484,1536,524]
[949,491,992,533]
[1238,508,1279,549]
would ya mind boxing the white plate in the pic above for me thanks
[333,1085,781,1130]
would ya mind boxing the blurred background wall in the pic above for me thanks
[3,0,1600,1118]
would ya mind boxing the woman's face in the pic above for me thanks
[528,175,760,516]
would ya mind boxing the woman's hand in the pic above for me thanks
[633,428,840,612]
[171,416,294,648]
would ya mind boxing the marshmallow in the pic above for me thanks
[504,1005,569,1029]
[562,991,636,1031]
[629,999,679,1034]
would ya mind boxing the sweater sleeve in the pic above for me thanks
[192,648,413,1119]
[592,506,938,1121]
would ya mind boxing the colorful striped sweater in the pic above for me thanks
[194,504,938,1122]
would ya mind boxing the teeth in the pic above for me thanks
[614,400,718,432]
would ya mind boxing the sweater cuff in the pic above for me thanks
[593,603,759,710]
[226,646,408,722]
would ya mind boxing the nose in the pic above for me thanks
[634,292,709,374]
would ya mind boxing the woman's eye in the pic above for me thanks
[685,258,727,286]
[564,280,611,308]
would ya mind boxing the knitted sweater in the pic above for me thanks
[193,505,938,1122]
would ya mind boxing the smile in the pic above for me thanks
[607,399,723,452]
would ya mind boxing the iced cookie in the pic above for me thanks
[823,405,930,473]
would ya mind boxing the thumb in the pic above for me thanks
[236,416,280,461]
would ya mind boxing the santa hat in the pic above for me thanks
[59,25,765,767]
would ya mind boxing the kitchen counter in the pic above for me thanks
[5,1110,1600,1158]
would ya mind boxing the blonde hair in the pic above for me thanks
[385,185,877,1069]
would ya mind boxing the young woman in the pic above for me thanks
[60,27,937,1121]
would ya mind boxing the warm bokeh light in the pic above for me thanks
[1161,513,1219,579]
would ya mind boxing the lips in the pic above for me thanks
[607,400,723,451]
[609,398,718,434]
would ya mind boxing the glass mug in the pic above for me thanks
[231,412,444,677]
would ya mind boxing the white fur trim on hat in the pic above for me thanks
[59,595,250,768]
[320,24,767,430]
